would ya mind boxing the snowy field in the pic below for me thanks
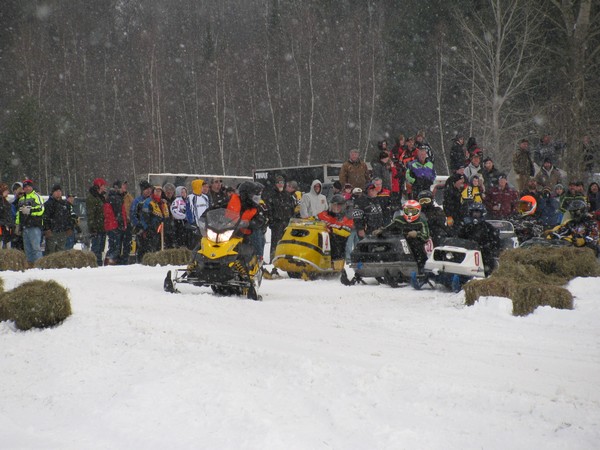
[1,264,599,450]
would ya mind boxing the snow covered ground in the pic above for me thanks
[1,264,599,449]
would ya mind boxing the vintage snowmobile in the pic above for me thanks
[414,219,519,292]
[271,218,346,280]
[163,208,263,300]
[342,222,434,288]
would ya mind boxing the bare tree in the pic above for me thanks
[453,0,545,161]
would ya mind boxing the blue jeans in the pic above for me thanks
[345,229,360,261]
[23,226,43,263]
[106,229,123,261]
[90,232,106,266]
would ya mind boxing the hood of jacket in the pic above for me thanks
[191,179,204,195]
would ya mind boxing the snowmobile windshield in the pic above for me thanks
[205,208,241,234]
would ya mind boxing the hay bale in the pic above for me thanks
[142,248,193,266]
[0,280,72,330]
[34,250,98,269]
[497,246,600,283]
[463,276,516,306]
[511,283,573,316]
[0,249,27,271]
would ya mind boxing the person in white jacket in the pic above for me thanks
[299,179,328,218]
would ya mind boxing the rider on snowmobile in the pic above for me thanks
[317,194,354,260]
[226,181,266,244]
[458,202,501,276]
[510,195,545,244]
[545,199,599,255]
[374,199,430,272]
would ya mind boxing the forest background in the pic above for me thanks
[0,0,598,195]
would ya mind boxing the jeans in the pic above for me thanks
[23,226,43,263]
[106,229,124,262]
[345,229,360,261]
[90,232,107,266]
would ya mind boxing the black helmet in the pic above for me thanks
[417,190,433,205]
[468,202,486,224]
[567,199,588,221]
[330,194,346,205]
[238,181,263,206]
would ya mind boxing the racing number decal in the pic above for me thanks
[321,232,331,252]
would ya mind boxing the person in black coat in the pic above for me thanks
[443,174,466,235]
[449,134,467,173]
[263,175,296,261]
[43,184,74,254]
[417,190,448,246]
[458,203,501,276]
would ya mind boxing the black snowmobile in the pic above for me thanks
[341,222,433,288]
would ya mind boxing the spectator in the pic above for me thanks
[534,158,562,191]
[538,187,561,228]
[512,138,535,192]
[65,194,79,250]
[461,175,485,212]
[0,183,14,248]
[104,181,129,265]
[588,182,600,213]
[170,186,190,248]
[482,157,502,191]
[120,181,134,264]
[417,190,448,246]
[10,182,24,250]
[449,134,468,173]
[141,186,170,253]
[560,181,587,214]
[208,178,228,209]
[162,182,177,249]
[371,176,392,224]
[16,179,45,265]
[371,150,393,191]
[406,146,436,199]
[352,183,384,239]
[326,180,343,203]
[464,151,485,183]
[263,175,295,262]
[285,180,302,217]
[130,180,154,262]
[86,178,108,266]
[484,174,519,220]
[187,178,210,228]
[299,180,328,218]
[43,184,73,254]
[534,134,564,167]
[443,174,466,233]
[339,148,369,190]
[415,130,434,162]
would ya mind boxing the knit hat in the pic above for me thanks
[22,179,34,187]
[139,180,153,191]
[554,183,564,191]
[12,181,23,191]
[51,184,62,193]
[275,175,285,184]
[163,182,176,193]
[498,173,507,180]
[333,180,342,190]
[93,178,107,188]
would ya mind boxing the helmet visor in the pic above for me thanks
[404,206,420,218]
[516,200,533,215]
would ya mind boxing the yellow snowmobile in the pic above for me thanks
[164,208,263,300]
[271,218,346,279]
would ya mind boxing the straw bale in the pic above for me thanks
[142,248,193,266]
[0,249,27,271]
[511,284,573,316]
[34,250,98,269]
[0,280,72,330]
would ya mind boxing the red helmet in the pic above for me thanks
[517,195,537,216]
[403,200,421,223]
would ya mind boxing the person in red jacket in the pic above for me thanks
[318,194,354,260]
[104,181,129,265]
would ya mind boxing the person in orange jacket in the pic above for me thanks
[317,194,354,260]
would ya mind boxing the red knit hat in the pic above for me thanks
[93,178,107,187]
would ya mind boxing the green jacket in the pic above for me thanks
[383,214,430,241]
[86,187,106,234]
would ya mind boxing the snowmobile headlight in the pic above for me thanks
[445,252,454,261]
[207,229,234,243]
